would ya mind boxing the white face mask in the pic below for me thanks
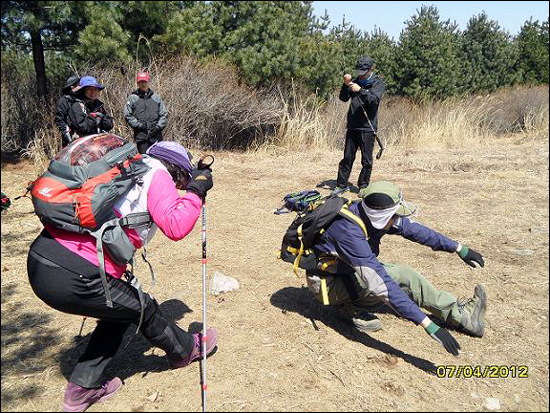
[361,202,402,230]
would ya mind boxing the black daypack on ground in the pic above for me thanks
[279,195,368,275]
[274,190,322,214]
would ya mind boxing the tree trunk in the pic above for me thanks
[30,27,48,99]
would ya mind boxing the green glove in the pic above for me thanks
[425,322,460,356]
[458,245,485,268]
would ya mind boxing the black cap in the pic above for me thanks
[356,56,374,76]
[62,75,80,94]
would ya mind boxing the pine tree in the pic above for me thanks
[516,18,549,84]
[394,5,462,100]
[461,12,518,93]
[1,1,88,98]
[75,2,132,66]
[153,2,222,58]
[365,28,398,94]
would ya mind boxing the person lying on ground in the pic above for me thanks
[305,181,486,355]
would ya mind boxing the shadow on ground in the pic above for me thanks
[1,227,41,257]
[270,286,436,374]
[1,282,60,405]
[316,179,359,194]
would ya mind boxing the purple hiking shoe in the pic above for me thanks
[170,328,219,369]
[62,377,123,412]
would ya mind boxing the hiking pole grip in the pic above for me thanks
[198,155,214,170]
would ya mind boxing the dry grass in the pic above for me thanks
[2,52,547,163]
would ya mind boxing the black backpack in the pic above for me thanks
[279,195,368,275]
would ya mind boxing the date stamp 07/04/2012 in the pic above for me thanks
[436,365,529,379]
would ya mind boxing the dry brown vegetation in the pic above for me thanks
[1,55,548,166]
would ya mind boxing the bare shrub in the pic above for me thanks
[2,52,548,164]
[78,55,284,151]
[487,85,549,134]
[1,65,45,153]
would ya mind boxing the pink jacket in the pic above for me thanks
[46,162,202,278]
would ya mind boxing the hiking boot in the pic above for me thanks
[352,312,383,333]
[331,186,349,196]
[335,303,383,333]
[169,328,219,369]
[62,377,123,412]
[457,284,487,337]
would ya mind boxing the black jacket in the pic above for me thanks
[67,96,114,138]
[55,93,77,145]
[124,88,168,142]
[339,75,385,132]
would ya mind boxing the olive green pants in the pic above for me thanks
[306,263,462,326]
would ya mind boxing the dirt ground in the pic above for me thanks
[1,134,549,412]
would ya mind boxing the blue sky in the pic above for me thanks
[312,1,549,40]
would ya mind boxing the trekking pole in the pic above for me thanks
[344,72,385,160]
[360,105,384,160]
[197,155,214,413]
[78,316,87,338]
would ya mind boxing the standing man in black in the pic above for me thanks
[333,56,385,195]
[124,72,168,154]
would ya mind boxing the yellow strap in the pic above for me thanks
[321,278,330,305]
[321,259,336,270]
[339,206,368,238]
[286,246,313,255]
[293,225,305,277]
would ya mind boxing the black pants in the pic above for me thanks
[336,130,375,189]
[136,135,163,154]
[27,231,194,388]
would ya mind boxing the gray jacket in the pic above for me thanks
[124,88,168,142]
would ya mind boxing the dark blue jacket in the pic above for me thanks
[313,201,458,325]
[339,75,385,132]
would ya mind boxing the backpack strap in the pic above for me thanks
[94,218,121,309]
[293,224,305,277]
[94,212,154,334]
[119,212,151,228]
[338,204,368,238]
[140,221,156,288]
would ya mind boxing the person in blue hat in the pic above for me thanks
[67,76,114,138]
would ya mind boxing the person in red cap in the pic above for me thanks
[124,71,168,154]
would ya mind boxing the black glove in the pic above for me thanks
[149,125,160,135]
[426,322,460,356]
[186,168,213,199]
[458,246,485,268]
